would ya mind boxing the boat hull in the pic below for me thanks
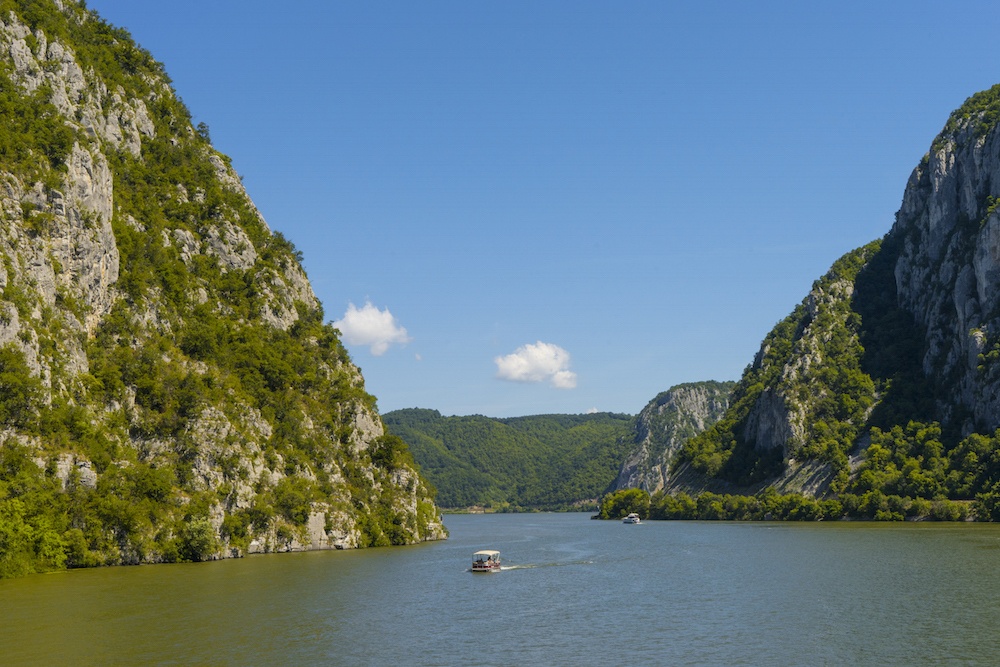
[471,564,501,573]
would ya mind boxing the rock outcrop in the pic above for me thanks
[613,382,734,493]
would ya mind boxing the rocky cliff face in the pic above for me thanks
[0,1,443,576]
[892,95,1000,433]
[674,84,1000,496]
[613,382,733,493]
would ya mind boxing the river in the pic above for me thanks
[2,513,999,665]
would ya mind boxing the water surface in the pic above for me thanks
[3,514,999,665]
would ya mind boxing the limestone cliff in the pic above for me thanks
[0,1,443,577]
[612,381,733,493]
[891,93,1000,434]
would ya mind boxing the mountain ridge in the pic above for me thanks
[383,407,634,510]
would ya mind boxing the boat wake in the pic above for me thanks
[500,560,594,571]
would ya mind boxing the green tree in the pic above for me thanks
[177,516,218,562]
[599,488,650,520]
[0,345,42,428]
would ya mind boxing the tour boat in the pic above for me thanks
[472,550,501,572]
[622,513,641,524]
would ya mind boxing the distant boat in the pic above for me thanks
[622,513,641,524]
[472,550,501,572]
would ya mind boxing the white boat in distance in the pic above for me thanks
[622,513,641,524]
[472,550,501,572]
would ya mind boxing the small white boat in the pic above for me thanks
[472,550,501,572]
[622,513,641,524]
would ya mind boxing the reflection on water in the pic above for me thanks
[3,515,1000,665]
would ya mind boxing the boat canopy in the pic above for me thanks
[473,550,500,557]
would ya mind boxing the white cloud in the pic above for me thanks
[586,407,599,414]
[494,341,578,389]
[333,301,411,356]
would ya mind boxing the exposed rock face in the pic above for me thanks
[0,2,444,574]
[743,387,795,454]
[891,106,1000,434]
[614,381,734,493]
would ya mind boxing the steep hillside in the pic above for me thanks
[675,84,1000,508]
[0,0,443,577]
[383,408,633,510]
[612,381,734,493]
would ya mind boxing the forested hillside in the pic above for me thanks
[383,409,633,510]
[0,0,443,578]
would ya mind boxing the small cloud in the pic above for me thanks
[333,300,411,356]
[494,341,578,389]
[586,407,599,414]
[415,353,423,362]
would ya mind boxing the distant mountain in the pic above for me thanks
[383,409,633,510]
[673,84,1000,506]
[0,1,443,578]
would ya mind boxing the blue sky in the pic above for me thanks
[86,1,1000,418]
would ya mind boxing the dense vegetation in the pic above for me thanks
[0,1,441,578]
[601,469,977,523]
[606,487,971,522]
[383,408,633,510]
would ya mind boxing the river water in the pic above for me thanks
[3,513,1000,666]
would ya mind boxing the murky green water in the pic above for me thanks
[3,514,1000,665]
